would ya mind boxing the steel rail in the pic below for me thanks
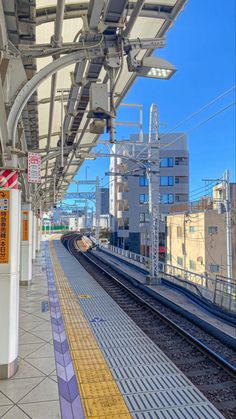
[64,234,236,379]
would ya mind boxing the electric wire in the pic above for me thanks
[116,85,236,162]
[96,100,236,189]
[62,84,235,198]
[65,91,235,203]
[161,85,235,135]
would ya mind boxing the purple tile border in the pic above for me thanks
[44,242,85,419]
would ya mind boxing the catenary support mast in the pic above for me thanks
[147,104,161,283]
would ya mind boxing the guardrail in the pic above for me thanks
[106,244,149,268]
[101,244,236,313]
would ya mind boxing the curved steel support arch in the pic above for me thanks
[7,48,104,148]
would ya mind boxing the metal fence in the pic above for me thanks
[103,244,236,313]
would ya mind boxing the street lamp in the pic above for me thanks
[127,54,176,80]
[138,57,176,80]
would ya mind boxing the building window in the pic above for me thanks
[139,194,149,204]
[175,157,187,166]
[177,226,182,237]
[175,176,187,184]
[160,194,174,204]
[124,218,129,230]
[160,176,174,186]
[189,260,196,270]
[177,256,183,266]
[209,264,220,273]
[139,176,149,186]
[160,157,173,167]
[208,226,218,234]
[189,226,196,233]
[139,213,150,223]
[118,220,123,230]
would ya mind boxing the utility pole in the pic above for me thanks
[224,170,233,279]
[85,166,89,229]
[147,103,161,284]
[95,176,101,246]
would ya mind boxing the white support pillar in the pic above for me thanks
[36,216,41,252]
[0,188,21,378]
[32,214,37,261]
[35,216,38,253]
[20,203,33,285]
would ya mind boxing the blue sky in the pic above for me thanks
[68,0,235,199]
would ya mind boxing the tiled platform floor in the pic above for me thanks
[0,253,61,419]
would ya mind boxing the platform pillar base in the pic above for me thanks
[0,358,18,379]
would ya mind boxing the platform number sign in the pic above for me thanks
[28,153,41,183]
[0,190,10,263]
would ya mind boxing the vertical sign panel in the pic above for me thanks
[28,153,41,183]
[0,190,10,263]
[22,211,29,241]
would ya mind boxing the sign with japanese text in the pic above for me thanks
[0,190,10,263]
[22,211,29,241]
[28,153,41,183]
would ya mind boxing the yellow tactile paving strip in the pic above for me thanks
[49,241,131,419]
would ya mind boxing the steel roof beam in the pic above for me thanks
[38,94,69,105]
[7,48,104,148]
[36,2,173,25]
[45,0,66,183]
[55,0,130,198]
[123,0,146,37]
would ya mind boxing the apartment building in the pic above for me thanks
[100,188,109,215]
[166,207,235,278]
[109,133,189,254]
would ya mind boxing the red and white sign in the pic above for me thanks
[0,170,18,189]
[28,153,41,183]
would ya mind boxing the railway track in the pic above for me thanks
[62,234,236,419]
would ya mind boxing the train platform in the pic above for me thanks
[5,236,224,418]
[0,252,61,418]
[93,247,236,347]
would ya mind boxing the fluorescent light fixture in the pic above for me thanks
[76,152,96,160]
[139,57,176,80]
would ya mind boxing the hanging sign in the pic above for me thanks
[0,190,10,263]
[22,211,29,241]
[28,153,41,183]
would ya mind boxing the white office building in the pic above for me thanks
[109,133,189,255]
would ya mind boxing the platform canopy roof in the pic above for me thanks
[2,0,187,209]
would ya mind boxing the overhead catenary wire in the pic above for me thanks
[94,100,236,192]
[68,91,235,199]
[55,64,235,204]
[160,85,235,135]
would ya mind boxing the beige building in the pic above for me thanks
[166,209,235,278]
[213,182,236,277]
